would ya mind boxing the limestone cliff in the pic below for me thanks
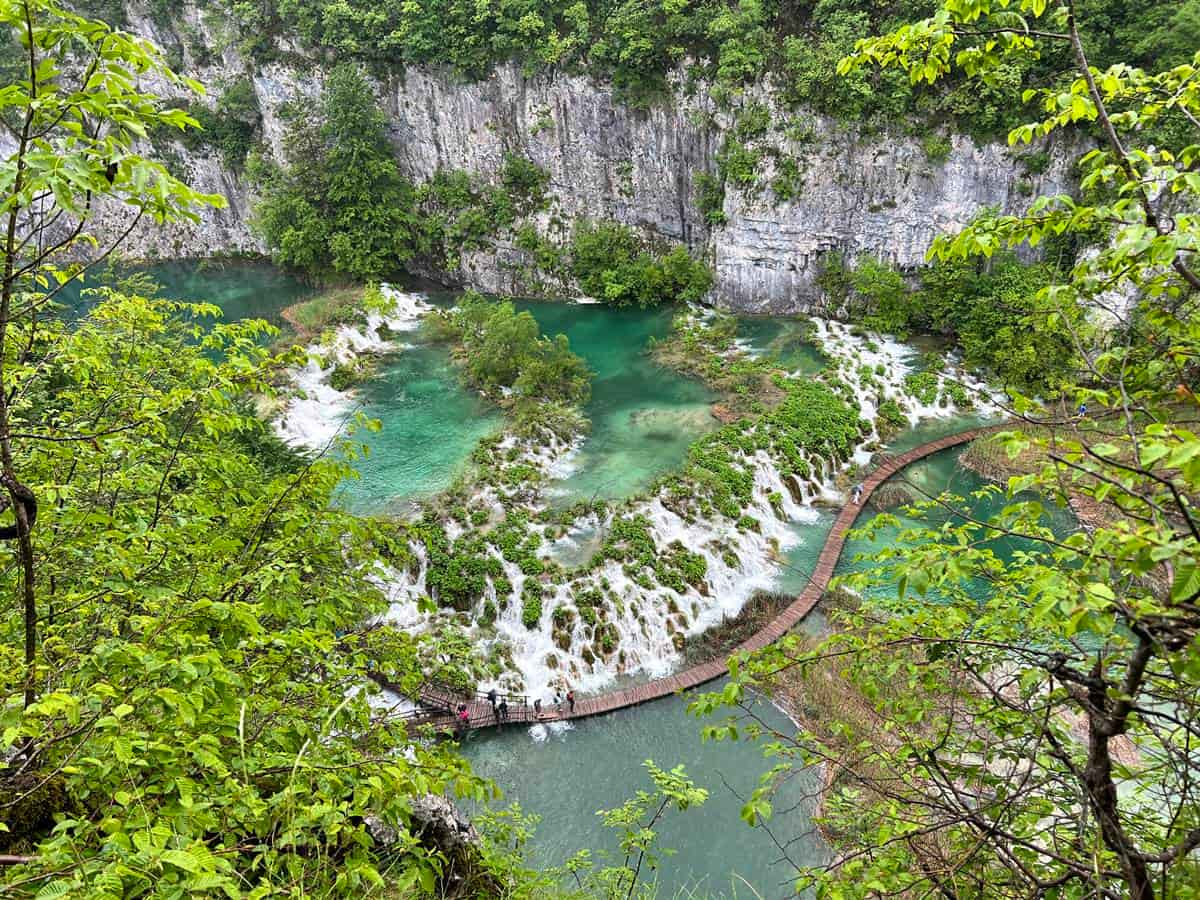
[103,4,1077,313]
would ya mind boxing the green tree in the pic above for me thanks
[699,2,1200,898]
[250,63,421,280]
[436,291,592,407]
[846,254,910,335]
[0,5,500,896]
[569,221,712,307]
[574,761,708,898]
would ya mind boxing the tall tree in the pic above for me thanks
[250,63,421,280]
[0,0,221,711]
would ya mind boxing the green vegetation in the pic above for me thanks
[279,282,398,342]
[651,312,867,522]
[694,172,727,226]
[417,154,550,271]
[250,65,555,285]
[186,0,1198,141]
[430,290,592,407]
[178,76,262,170]
[701,3,1200,897]
[716,136,761,188]
[568,221,712,307]
[418,522,506,612]
[521,585,544,629]
[823,250,1082,393]
[249,63,420,280]
[0,8,502,895]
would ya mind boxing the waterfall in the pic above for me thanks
[274,286,432,451]
[353,300,1000,695]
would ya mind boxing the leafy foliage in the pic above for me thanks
[699,4,1200,897]
[1,294,490,894]
[249,63,421,280]
[177,76,262,170]
[432,290,592,407]
[568,221,712,307]
[417,154,550,271]
[831,251,1083,393]
[167,0,1194,138]
[0,7,504,895]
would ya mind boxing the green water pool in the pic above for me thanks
[330,296,722,510]
[58,258,317,327]
[334,345,505,515]
[461,684,827,897]
[63,265,841,512]
[832,445,1077,599]
[515,300,718,505]
[734,316,827,374]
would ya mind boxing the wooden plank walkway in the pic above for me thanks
[406,424,1005,732]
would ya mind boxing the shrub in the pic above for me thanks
[521,585,543,629]
[436,291,592,407]
[180,77,262,171]
[921,133,953,164]
[694,173,727,226]
[569,221,712,307]
[904,371,940,406]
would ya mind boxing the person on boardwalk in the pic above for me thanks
[566,689,575,713]
[851,483,864,504]
[455,704,470,737]
[533,698,543,719]
[487,687,498,719]
[498,698,508,722]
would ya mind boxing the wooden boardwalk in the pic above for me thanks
[409,424,1004,732]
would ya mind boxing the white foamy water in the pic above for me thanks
[274,286,432,450]
[812,318,999,483]
[378,433,827,696]
[370,306,996,697]
[529,720,575,742]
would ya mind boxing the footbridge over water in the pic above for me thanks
[389,424,1007,733]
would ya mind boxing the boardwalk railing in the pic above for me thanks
[385,424,1006,733]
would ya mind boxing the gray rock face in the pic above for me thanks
[715,130,1073,313]
[101,9,1076,312]
[405,794,480,851]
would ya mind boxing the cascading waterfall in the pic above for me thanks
[274,286,433,450]
[281,294,995,697]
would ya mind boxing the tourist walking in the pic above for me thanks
[533,698,542,719]
[566,689,575,713]
[498,698,508,722]
[851,483,864,504]
[487,687,498,719]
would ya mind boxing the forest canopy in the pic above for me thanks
[193,0,1200,135]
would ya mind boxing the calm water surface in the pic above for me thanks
[461,684,828,898]
[517,300,718,505]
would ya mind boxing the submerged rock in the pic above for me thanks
[711,402,740,424]
[870,482,917,510]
